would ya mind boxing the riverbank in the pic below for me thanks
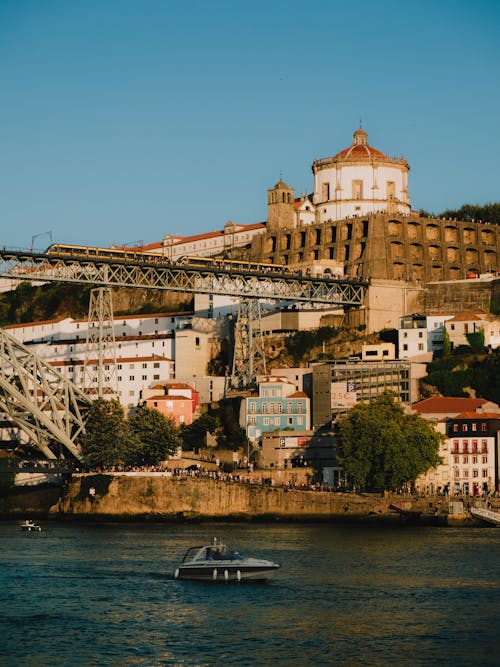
[0,472,492,525]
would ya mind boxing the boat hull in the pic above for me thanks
[175,562,280,582]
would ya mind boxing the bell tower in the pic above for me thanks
[267,178,295,230]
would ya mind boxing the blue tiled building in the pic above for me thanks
[241,376,310,443]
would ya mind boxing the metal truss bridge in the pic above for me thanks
[0,248,368,306]
[0,328,92,460]
[0,247,369,457]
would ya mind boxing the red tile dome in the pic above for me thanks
[333,127,387,160]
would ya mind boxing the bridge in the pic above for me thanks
[0,246,369,459]
[0,248,368,305]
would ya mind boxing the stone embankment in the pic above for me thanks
[47,473,483,524]
[2,473,492,525]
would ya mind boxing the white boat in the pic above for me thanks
[174,538,280,582]
[20,519,42,532]
[470,507,500,526]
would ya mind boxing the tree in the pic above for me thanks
[128,405,181,465]
[337,392,442,492]
[81,399,133,468]
[179,413,218,451]
[466,328,486,354]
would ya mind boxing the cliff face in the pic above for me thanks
[54,474,452,522]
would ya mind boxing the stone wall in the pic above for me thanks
[53,473,453,523]
[250,213,500,284]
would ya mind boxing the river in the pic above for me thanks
[1,521,499,666]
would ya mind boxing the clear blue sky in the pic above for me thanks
[1,0,499,250]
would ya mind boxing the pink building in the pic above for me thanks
[145,394,194,427]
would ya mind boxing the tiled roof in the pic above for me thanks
[288,391,309,398]
[49,355,172,366]
[413,397,488,414]
[449,412,500,420]
[448,311,486,322]
[4,317,68,329]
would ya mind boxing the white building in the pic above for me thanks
[138,221,266,262]
[49,355,174,408]
[398,313,454,360]
[4,312,217,409]
[445,311,500,350]
[312,127,411,221]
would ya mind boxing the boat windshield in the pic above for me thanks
[180,545,245,563]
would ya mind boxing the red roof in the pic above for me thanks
[449,412,500,420]
[333,128,387,161]
[288,391,309,398]
[413,397,488,415]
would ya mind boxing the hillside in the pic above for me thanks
[0,281,193,327]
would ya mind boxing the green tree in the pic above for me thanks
[128,405,181,465]
[465,328,485,354]
[442,328,451,357]
[81,399,133,468]
[180,413,218,451]
[338,392,442,492]
[217,397,247,451]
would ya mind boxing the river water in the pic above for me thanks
[1,521,499,666]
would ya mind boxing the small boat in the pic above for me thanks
[20,519,42,532]
[174,537,280,582]
[470,507,500,526]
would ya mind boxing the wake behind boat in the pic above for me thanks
[174,537,280,582]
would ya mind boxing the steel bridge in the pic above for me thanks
[0,247,369,457]
[0,248,368,305]
[0,328,92,459]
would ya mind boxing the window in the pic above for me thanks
[118,376,122,382]
[473,470,478,478]
[418,343,424,351]
[462,424,468,432]
[482,469,488,477]
[129,364,135,370]
[154,362,160,368]
[262,403,268,413]
[250,403,256,413]
[129,390,135,397]
[274,418,280,426]
[403,344,408,351]
[418,331,423,338]
[142,375,147,381]
[463,469,469,477]
[263,417,270,426]
[453,424,458,432]
[322,182,330,201]
[142,363,147,369]
[153,374,160,380]
[195,337,200,347]
[352,180,363,199]
[482,456,488,464]
[463,456,468,464]
[129,375,135,381]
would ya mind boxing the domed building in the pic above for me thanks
[312,127,410,221]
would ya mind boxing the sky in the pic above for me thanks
[0,0,499,250]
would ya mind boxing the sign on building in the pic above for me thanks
[331,381,357,409]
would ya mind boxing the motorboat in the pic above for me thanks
[20,519,42,532]
[174,537,280,582]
